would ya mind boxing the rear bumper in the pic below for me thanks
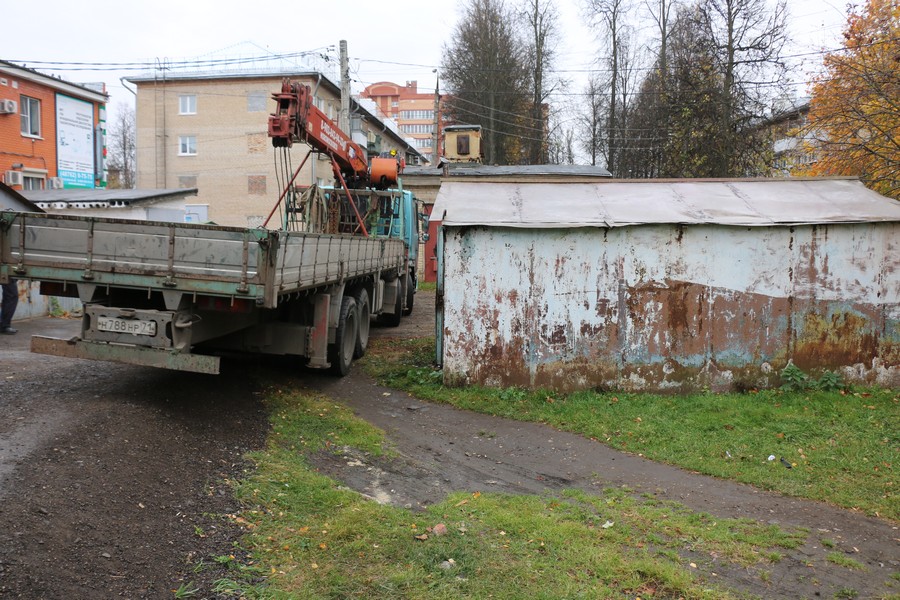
[31,336,220,375]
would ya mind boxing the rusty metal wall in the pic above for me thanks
[440,222,899,392]
[7,280,81,322]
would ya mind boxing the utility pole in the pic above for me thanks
[431,70,440,165]
[339,40,350,134]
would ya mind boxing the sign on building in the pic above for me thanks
[56,94,95,188]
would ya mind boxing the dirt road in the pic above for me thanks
[1,290,897,599]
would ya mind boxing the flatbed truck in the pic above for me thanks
[0,78,423,375]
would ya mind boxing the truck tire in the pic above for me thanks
[328,295,358,376]
[403,271,414,316]
[353,288,370,359]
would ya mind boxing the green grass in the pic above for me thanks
[826,552,868,571]
[216,386,812,598]
[359,337,900,521]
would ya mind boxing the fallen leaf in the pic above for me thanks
[454,499,469,507]
[473,491,481,500]
[689,562,697,569]
[414,534,429,541]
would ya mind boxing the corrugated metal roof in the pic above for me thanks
[432,178,900,227]
[21,188,198,204]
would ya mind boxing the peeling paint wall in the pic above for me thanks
[7,280,81,321]
[441,223,899,392]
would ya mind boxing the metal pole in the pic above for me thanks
[431,70,440,165]
[339,40,351,134]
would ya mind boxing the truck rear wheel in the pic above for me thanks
[353,288,370,358]
[328,295,358,376]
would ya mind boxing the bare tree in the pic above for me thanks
[647,0,677,90]
[546,110,575,165]
[442,0,531,164]
[579,73,607,167]
[107,103,136,189]
[583,0,633,175]
[520,0,562,163]
[700,0,788,175]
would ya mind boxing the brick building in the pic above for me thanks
[361,81,440,162]
[127,69,424,227]
[0,60,108,191]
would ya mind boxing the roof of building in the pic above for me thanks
[443,124,483,132]
[0,182,45,213]
[0,60,108,103]
[126,68,425,162]
[21,188,198,207]
[432,178,900,228]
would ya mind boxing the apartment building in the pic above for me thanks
[0,60,108,191]
[361,81,440,162]
[127,69,423,227]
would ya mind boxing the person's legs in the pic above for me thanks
[1,279,19,333]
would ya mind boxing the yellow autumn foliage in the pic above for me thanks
[803,0,900,199]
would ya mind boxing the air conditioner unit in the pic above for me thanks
[0,99,17,114]
[4,171,24,186]
[49,177,64,189]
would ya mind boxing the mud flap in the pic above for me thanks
[306,293,330,368]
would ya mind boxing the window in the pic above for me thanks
[399,109,434,120]
[23,176,44,190]
[457,134,471,155]
[178,136,197,156]
[248,175,266,195]
[247,91,267,112]
[178,175,198,188]
[179,95,196,115]
[20,96,40,137]
[247,133,266,154]
[400,124,434,134]
[414,138,432,149]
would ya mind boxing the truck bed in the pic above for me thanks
[1,212,406,309]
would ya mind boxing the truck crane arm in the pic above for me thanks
[268,79,370,187]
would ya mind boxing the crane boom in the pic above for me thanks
[268,78,398,189]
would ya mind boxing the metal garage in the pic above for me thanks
[433,178,900,392]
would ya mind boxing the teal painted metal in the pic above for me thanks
[1,211,406,310]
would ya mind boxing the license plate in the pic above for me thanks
[97,316,157,336]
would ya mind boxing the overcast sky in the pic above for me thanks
[3,0,848,127]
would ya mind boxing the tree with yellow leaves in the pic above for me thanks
[803,0,900,199]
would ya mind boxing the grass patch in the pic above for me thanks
[826,552,868,571]
[359,337,899,521]
[216,385,807,598]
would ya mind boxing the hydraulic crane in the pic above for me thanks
[267,78,400,192]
